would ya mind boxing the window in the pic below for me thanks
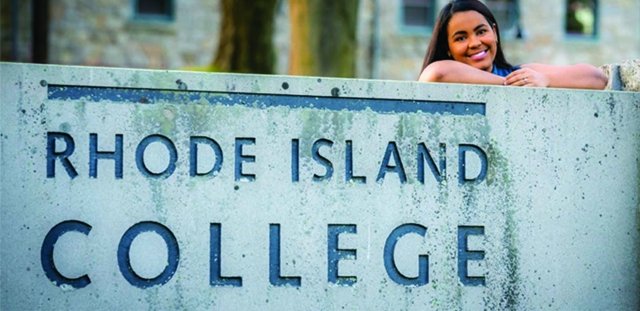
[134,0,174,21]
[485,0,522,39]
[400,0,436,35]
[565,0,597,38]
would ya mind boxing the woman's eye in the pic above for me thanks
[454,36,465,42]
[477,29,487,35]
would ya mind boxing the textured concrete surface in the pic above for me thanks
[619,59,640,91]
[602,59,640,91]
[1,63,639,310]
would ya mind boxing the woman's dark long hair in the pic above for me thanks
[420,0,512,73]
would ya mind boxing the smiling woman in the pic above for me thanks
[418,0,607,89]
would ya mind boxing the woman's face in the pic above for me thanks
[446,10,498,72]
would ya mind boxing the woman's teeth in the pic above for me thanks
[469,50,487,61]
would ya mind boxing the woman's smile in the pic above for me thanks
[468,50,489,61]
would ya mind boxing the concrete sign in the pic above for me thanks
[1,63,639,310]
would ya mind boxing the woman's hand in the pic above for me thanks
[504,66,550,87]
[505,63,606,89]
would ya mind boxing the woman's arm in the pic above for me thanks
[419,60,505,85]
[506,63,607,89]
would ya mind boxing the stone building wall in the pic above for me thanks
[47,0,220,69]
[358,0,434,80]
[2,0,639,82]
[509,0,639,66]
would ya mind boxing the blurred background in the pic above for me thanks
[1,0,638,80]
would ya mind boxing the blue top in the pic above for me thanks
[492,65,520,77]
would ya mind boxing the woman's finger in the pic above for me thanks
[512,67,550,87]
[506,70,531,86]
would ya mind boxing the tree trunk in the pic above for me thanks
[289,0,359,78]
[212,0,278,74]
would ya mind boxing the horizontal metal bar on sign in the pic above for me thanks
[47,85,486,116]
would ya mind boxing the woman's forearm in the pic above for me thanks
[420,61,607,90]
[419,60,505,85]
[522,63,607,90]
